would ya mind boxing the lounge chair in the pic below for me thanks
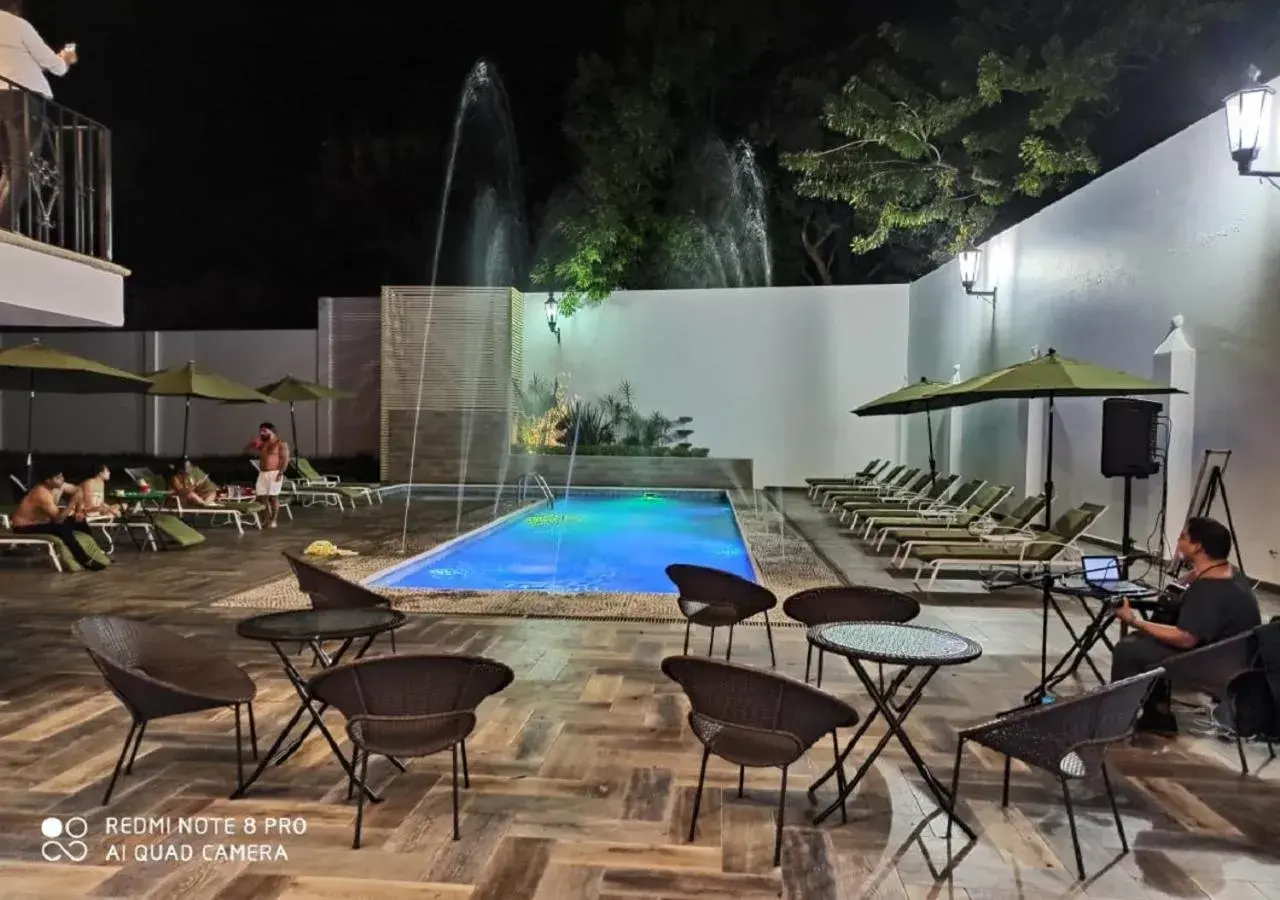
[189,465,282,524]
[815,464,909,507]
[826,470,933,515]
[863,484,1013,551]
[291,459,379,505]
[804,459,886,497]
[819,466,919,510]
[837,473,958,524]
[0,513,113,572]
[250,460,347,510]
[909,502,1108,590]
[851,478,988,535]
[887,493,1048,564]
[125,467,252,535]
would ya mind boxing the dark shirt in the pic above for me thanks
[1176,572,1261,646]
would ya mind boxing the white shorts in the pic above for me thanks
[255,470,284,497]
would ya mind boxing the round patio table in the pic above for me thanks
[806,621,982,837]
[232,607,406,802]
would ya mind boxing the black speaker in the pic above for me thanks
[1100,398,1161,478]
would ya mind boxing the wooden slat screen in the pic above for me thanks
[379,286,523,481]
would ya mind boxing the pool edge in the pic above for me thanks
[363,499,550,587]
[364,488,759,591]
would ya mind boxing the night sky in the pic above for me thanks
[24,0,1280,331]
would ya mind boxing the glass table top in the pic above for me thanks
[809,622,983,666]
[237,607,406,642]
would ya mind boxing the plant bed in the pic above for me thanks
[507,453,753,490]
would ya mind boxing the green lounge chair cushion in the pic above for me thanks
[884,526,983,542]
[873,514,976,530]
[152,513,206,547]
[911,540,1061,564]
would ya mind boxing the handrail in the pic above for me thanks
[0,75,113,259]
[516,472,555,507]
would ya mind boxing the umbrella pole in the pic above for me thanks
[925,409,937,483]
[290,403,298,459]
[181,397,191,459]
[24,371,34,489]
[1043,394,1056,528]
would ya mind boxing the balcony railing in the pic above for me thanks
[0,76,112,260]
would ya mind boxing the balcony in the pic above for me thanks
[0,77,127,327]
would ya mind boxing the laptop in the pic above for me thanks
[1080,555,1150,595]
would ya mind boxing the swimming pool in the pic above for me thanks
[369,491,756,593]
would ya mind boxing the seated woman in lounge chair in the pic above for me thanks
[12,471,104,570]
[71,463,122,518]
[170,459,218,507]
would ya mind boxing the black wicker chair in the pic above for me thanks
[666,564,777,667]
[947,670,1163,880]
[74,616,258,804]
[285,551,397,654]
[662,655,859,866]
[1161,624,1276,774]
[783,585,920,686]
[308,654,513,848]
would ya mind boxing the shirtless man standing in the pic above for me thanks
[249,422,289,528]
[12,471,104,569]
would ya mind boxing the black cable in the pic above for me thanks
[1130,416,1171,587]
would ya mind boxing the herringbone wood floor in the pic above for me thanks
[0,498,1278,899]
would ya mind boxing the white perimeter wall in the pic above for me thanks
[907,74,1280,584]
[523,286,910,487]
[0,330,321,460]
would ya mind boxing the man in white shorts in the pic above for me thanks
[249,422,289,528]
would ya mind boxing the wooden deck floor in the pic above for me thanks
[0,496,1277,899]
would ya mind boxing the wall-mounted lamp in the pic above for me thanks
[1224,65,1279,188]
[958,249,997,306]
[544,293,561,344]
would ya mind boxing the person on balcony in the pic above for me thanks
[0,0,77,226]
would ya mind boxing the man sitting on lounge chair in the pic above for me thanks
[12,471,104,570]
[1112,517,1260,735]
[171,458,218,507]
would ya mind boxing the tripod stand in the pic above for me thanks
[1168,449,1245,576]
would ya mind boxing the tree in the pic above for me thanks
[535,0,847,313]
[782,0,1244,270]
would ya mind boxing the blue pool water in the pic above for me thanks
[370,492,755,593]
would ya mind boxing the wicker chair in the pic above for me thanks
[73,616,258,804]
[1160,624,1274,774]
[284,552,396,653]
[662,655,859,866]
[308,654,514,848]
[783,586,920,686]
[947,669,1163,880]
[666,564,777,667]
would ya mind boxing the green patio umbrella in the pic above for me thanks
[251,375,353,457]
[853,377,949,482]
[147,361,277,458]
[0,341,153,487]
[923,349,1183,527]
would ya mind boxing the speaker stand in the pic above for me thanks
[1120,475,1134,580]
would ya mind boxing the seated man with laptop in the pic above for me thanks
[1110,516,1260,735]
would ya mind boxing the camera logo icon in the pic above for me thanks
[40,817,88,862]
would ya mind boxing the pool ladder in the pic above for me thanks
[516,472,555,507]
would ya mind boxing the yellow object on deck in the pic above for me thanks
[303,540,358,558]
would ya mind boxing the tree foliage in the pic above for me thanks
[782,0,1244,266]
[534,0,819,314]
